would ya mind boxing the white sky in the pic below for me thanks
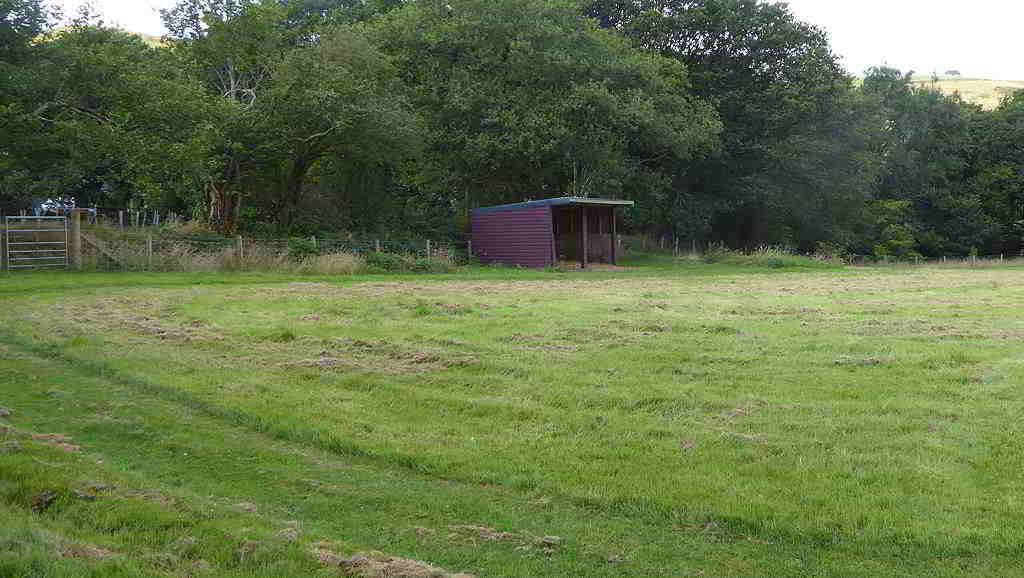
[783,0,1023,80]
[51,0,1024,80]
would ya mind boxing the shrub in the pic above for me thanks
[364,251,408,272]
[295,253,366,275]
[410,257,457,273]
[702,245,833,269]
[814,241,849,263]
[701,244,733,264]
[287,237,320,261]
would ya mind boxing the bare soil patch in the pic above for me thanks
[312,545,474,578]
[50,297,224,343]
[58,544,118,560]
[447,525,562,552]
[31,433,82,452]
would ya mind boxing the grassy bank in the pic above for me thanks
[2,262,1024,576]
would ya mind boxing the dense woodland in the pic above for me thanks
[2,0,1023,257]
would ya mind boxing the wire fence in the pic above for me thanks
[7,207,187,228]
[4,221,1022,273]
[75,232,460,273]
[623,235,1024,266]
[845,254,1022,267]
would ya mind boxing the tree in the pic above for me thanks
[586,0,877,248]
[372,0,720,218]
[0,0,51,63]
[860,66,996,256]
[1,24,216,212]
[163,0,421,232]
[243,26,423,227]
[968,91,1024,254]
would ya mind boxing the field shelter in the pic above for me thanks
[470,197,634,268]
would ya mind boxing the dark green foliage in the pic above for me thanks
[969,92,1024,255]
[701,245,832,269]
[373,0,720,211]
[0,0,50,63]
[2,0,1023,257]
[587,0,877,249]
[363,251,407,272]
[0,23,215,211]
[286,237,320,260]
[859,67,1000,257]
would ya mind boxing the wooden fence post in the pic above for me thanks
[237,236,244,265]
[147,235,153,269]
[426,239,432,258]
[70,209,83,270]
[119,210,124,229]
[375,239,381,253]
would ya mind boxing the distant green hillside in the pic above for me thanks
[136,32,164,47]
[40,29,165,48]
[911,76,1024,109]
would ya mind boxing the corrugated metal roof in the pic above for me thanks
[472,197,634,215]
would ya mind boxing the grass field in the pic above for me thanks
[3,258,1024,576]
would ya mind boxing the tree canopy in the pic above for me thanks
[1,0,1022,257]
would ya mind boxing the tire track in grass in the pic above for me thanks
[0,329,382,464]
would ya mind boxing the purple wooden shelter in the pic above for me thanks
[470,197,634,268]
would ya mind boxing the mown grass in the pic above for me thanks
[3,260,1024,576]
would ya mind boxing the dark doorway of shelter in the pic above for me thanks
[552,205,617,268]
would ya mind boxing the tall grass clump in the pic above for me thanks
[364,251,456,273]
[87,238,460,275]
[293,252,365,275]
[702,244,835,269]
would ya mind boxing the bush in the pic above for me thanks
[701,245,834,269]
[448,245,480,266]
[814,241,849,263]
[287,237,320,261]
[410,257,456,273]
[701,244,733,264]
[364,251,408,272]
[295,253,366,275]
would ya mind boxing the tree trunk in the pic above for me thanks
[208,183,242,234]
[279,158,313,228]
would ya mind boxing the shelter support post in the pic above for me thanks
[611,208,617,266]
[581,206,589,269]
[549,207,556,267]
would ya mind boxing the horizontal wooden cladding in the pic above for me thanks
[471,206,553,268]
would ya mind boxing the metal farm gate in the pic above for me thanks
[3,216,68,271]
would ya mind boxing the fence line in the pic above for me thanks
[73,231,458,273]
[5,218,1022,273]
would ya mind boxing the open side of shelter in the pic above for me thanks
[470,197,634,268]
